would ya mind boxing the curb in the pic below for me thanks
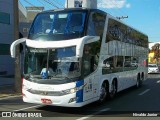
[0,84,21,99]
[0,94,22,100]
[0,94,21,98]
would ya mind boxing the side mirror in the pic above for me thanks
[10,38,26,58]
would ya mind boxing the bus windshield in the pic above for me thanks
[24,47,81,82]
[28,11,87,41]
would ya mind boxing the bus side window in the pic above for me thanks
[102,56,124,74]
[103,57,114,69]
[82,41,101,77]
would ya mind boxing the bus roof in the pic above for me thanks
[36,8,148,41]
[40,8,106,14]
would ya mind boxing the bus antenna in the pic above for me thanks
[116,16,128,20]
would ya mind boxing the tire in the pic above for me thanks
[136,75,141,88]
[98,82,108,103]
[109,80,117,99]
[140,74,144,86]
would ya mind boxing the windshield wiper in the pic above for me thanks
[63,75,72,81]
[50,72,72,81]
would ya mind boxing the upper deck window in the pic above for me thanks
[28,10,87,41]
[87,12,106,37]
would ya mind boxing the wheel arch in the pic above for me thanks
[99,79,110,94]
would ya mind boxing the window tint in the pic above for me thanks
[102,56,138,74]
[106,19,148,48]
[148,64,158,67]
[102,56,123,74]
[28,11,87,40]
[124,56,138,70]
[82,41,101,77]
[87,12,106,37]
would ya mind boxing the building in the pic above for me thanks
[0,0,16,76]
[0,0,42,76]
[19,6,44,37]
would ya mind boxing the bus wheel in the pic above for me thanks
[136,75,140,88]
[109,80,117,99]
[140,73,144,86]
[98,82,107,103]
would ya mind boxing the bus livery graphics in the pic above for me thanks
[10,8,148,107]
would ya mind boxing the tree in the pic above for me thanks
[151,43,160,64]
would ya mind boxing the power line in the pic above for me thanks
[23,0,44,11]
[36,0,52,9]
[51,0,65,8]
[43,0,59,9]
[47,0,60,8]
[24,0,59,9]
[23,0,36,6]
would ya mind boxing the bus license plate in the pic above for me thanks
[41,98,52,104]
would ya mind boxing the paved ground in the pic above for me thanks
[0,74,160,120]
[0,76,18,98]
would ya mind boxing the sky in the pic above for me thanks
[19,0,160,42]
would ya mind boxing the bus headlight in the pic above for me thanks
[62,83,86,95]
[62,88,78,94]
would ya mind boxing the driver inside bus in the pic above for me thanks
[41,63,54,78]
[83,45,92,75]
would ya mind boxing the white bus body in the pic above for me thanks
[10,8,148,107]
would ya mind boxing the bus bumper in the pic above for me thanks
[22,90,86,107]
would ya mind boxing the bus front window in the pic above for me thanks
[24,47,81,82]
[28,11,87,41]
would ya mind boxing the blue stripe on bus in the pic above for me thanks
[76,80,84,103]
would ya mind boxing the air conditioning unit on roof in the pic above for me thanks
[65,0,97,9]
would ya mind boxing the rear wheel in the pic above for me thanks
[136,75,141,88]
[140,73,144,86]
[109,80,117,99]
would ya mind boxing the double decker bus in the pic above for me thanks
[10,8,148,107]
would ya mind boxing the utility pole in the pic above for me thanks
[13,0,21,93]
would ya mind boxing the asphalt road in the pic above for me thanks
[0,74,160,120]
